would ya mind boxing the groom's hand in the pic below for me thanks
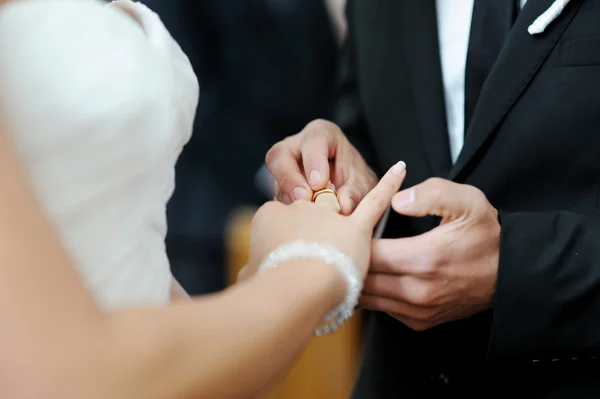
[360,178,500,331]
[265,119,377,215]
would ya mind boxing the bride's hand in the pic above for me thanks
[240,161,407,280]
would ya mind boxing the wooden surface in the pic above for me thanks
[226,207,363,399]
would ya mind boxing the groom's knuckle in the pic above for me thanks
[300,137,328,162]
[411,285,435,307]
[304,120,334,142]
[426,177,445,187]
[265,141,285,167]
[471,187,489,210]
[428,250,445,270]
[301,133,325,148]
[307,119,339,136]
[278,171,296,191]
[418,256,438,276]
[275,188,287,203]
[421,178,444,203]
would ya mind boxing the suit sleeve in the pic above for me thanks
[331,0,380,172]
[488,210,600,362]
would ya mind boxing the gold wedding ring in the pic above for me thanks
[312,187,341,213]
[312,188,337,202]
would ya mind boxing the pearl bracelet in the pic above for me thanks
[258,241,362,336]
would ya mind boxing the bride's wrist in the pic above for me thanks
[258,241,362,335]
[279,258,347,311]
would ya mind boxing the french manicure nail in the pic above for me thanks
[309,170,322,187]
[293,186,308,200]
[393,189,415,209]
[392,161,407,175]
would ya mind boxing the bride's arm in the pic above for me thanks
[0,1,405,397]
[0,125,110,396]
[108,261,346,399]
[0,124,346,398]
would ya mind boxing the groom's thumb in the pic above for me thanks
[391,178,478,223]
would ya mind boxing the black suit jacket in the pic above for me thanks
[338,1,600,397]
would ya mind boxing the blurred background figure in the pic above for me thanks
[140,0,345,295]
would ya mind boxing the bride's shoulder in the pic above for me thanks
[0,0,149,50]
[0,0,136,29]
[0,0,158,78]
[0,0,197,99]
[0,0,197,111]
[0,0,163,123]
[0,0,198,156]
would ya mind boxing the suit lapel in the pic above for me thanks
[399,0,452,177]
[449,0,582,181]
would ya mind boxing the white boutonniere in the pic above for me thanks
[528,0,572,35]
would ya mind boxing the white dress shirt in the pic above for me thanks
[436,0,528,163]
[325,0,348,45]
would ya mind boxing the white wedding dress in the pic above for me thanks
[0,0,199,309]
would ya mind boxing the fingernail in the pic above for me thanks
[392,161,406,176]
[393,189,415,209]
[293,186,308,200]
[309,170,322,187]
[281,193,291,203]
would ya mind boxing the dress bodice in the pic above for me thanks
[0,0,199,309]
